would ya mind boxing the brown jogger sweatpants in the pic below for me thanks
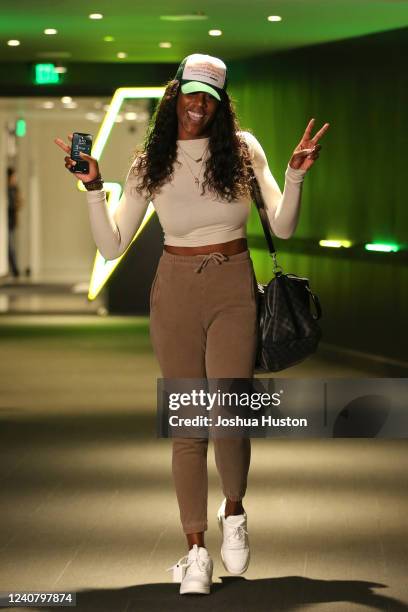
[149,248,258,534]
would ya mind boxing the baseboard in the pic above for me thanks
[318,342,408,377]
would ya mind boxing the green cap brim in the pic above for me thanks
[181,81,221,101]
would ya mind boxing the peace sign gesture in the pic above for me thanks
[289,118,330,172]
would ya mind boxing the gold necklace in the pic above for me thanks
[179,145,209,187]
[178,144,206,163]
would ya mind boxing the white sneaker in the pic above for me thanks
[167,544,213,595]
[217,498,250,575]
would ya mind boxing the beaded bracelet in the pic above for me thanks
[83,174,104,191]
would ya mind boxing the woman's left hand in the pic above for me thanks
[289,118,330,171]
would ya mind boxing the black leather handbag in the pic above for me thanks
[251,175,323,373]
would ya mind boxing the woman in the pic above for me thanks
[55,53,329,596]
[7,167,22,278]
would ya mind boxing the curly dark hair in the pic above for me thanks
[130,79,254,202]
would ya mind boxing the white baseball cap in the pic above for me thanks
[175,53,228,101]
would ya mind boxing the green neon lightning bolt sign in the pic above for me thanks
[79,86,165,300]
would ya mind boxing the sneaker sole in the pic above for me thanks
[220,546,250,575]
[180,581,211,595]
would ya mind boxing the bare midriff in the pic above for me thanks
[164,237,248,256]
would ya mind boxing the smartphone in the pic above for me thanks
[70,132,92,174]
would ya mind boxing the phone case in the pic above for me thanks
[70,132,92,174]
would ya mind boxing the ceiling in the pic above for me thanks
[0,0,407,64]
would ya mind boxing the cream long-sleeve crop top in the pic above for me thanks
[85,130,307,260]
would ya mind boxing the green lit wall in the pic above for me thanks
[1,27,406,362]
[228,28,408,363]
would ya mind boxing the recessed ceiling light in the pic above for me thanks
[159,42,172,48]
[7,40,20,46]
[86,112,101,122]
[104,36,115,42]
[61,96,72,104]
[267,15,282,22]
[160,13,208,22]
[44,28,58,35]
[89,13,103,20]
[41,101,54,109]
[209,29,222,37]
[117,52,127,59]
[125,112,138,120]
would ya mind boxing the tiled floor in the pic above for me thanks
[0,315,407,612]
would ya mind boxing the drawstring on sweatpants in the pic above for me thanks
[194,252,230,274]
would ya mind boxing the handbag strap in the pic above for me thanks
[249,165,284,273]
[306,285,323,320]
[250,172,276,255]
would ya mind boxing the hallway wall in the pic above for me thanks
[228,27,408,363]
[2,99,149,282]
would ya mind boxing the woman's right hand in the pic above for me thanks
[54,133,100,183]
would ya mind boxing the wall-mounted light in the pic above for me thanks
[319,240,352,248]
[365,243,399,253]
[79,86,165,300]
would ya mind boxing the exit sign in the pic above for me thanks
[34,64,60,84]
